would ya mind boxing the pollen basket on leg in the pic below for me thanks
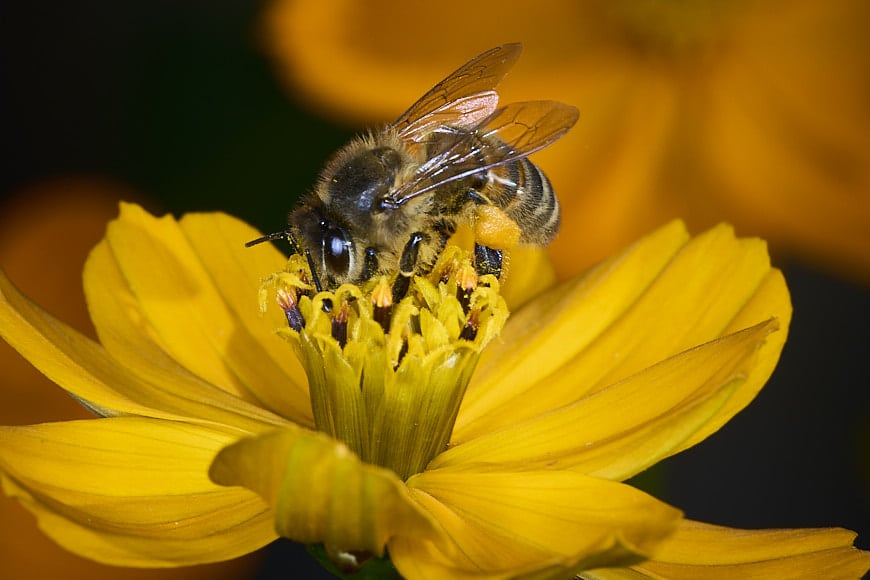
[258,245,508,480]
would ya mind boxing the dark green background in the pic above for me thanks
[2,2,868,577]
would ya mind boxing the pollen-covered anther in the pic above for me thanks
[331,299,350,347]
[455,262,478,313]
[371,276,393,331]
[276,286,305,331]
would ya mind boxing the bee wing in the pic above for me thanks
[387,100,579,206]
[396,91,500,143]
[390,43,523,138]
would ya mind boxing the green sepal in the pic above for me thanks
[306,543,402,579]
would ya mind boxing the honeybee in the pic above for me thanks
[248,43,578,296]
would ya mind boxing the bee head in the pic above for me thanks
[287,141,405,288]
[290,204,364,289]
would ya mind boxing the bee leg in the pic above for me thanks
[392,232,425,303]
[362,247,379,280]
[474,243,503,279]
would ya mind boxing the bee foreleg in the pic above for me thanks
[392,232,425,303]
[474,243,503,279]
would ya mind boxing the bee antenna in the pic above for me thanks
[245,229,306,257]
[245,230,292,248]
[246,229,327,305]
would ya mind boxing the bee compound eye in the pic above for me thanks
[323,227,353,276]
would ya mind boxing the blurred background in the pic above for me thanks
[2,1,868,578]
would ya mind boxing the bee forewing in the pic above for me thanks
[390,43,523,135]
[396,91,499,142]
[390,100,579,205]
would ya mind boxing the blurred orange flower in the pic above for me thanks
[263,0,870,282]
[0,178,262,580]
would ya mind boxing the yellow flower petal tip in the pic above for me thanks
[1,204,867,578]
[633,520,870,579]
[210,428,445,557]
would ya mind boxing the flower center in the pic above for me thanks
[261,245,508,480]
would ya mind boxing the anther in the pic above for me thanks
[394,339,409,370]
[455,263,478,314]
[331,300,349,348]
[459,308,479,341]
[371,277,393,332]
[276,287,305,331]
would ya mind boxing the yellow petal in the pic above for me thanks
[499,246,557,312]
[457,222,790,445]
[209,427,444,555]
[457,220,690,438]
[0,268,139,418]
[391,469,681,579]
[625,520,870,579]
[178,211,312,421]
[673,268,788,452]
[103,204,305,418]
[0,418,275,566]
[393,537,640,580]
[0,265,283,433]
[434,319,777,481]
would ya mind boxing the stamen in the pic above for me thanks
[439,263,453,285]
[455,262,478,314]
[331,300,350,348]
[460,308,479,341]
[276,287,305,331]
[371,277,393,332]
[262,241,508,481]
[395,338,409,369]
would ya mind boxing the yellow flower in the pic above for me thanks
[0,182,261,580]
[263,0,870,282]
[0,203,868,578]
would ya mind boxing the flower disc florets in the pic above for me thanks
[259,245,508,480]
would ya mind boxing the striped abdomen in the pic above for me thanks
[484,157,561,245]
